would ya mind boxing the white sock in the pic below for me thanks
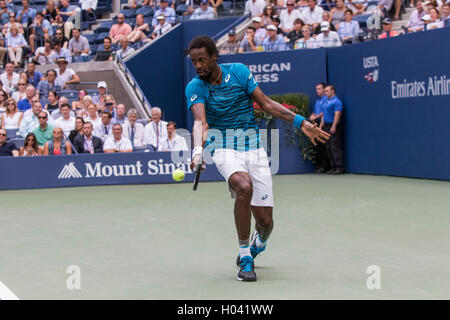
[239,246,251,258]
[255,234,267,249]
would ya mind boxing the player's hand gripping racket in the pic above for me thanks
[193,163,202,191]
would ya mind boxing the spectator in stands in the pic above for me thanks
[302,0,323,30]
[190,0,215,20]
[53,27,69,49]
[127,14,151,43]
[19,132,41,156]
[74,121,103,153]
[84,103,101,128]
[68,116,84,144]
[151,14,172,39]
[122,108,145,148]
[262,4,277,26]
[0,128,18,156]
[294,24,318,49]
[218,29,241,54]
[0,88,7,111]
[330,0,347,27]
[152,0,176,26]
[116,36,136,60]
[34,38,56,65]
[442,4,450,27]
[314,10,336,35]
[144,106,167,150]
[103,94,117,117]
[263,24,287,51]
[378,0,394,19]
[157,121,188,151]
[17,84,36,113]
[110,13,132,44]
[337,9,360,44]
[0,62,19,95]
[347,0,368,16]
[93,81,108,109]
[270,15,285,36]
[6,26,27,67]
[43,126,72,155]
[310,82,329,173]
[280,0,303,34]
[251,16,267,44]
[12,80,27,102]
[28,11,53,53]
[103,123,133,153]
[286,18,304,48]
[0,32,6,68]
[57,0,76,39]
[316,21,342,47]
[2,12,24,36]
[0,0,12,26]
[238,26,261,52]
[112,104,128,125]
[76,94,92,118]
[19,100,51,137]
[94,36,114,61]
[209,0,225,17]
[42,0,58,25]
[1,97,22,129]
[44,90,59,111]
[68,28,90,62]
[131,0,150,9]
[25,62,43,87]
[53,40,72,63]
[36,69,62,96]
[320,85,344,174]
[426,7,444,29]
[17,0,37,27]
[51,95,75,120]
[379,17,398,38]
[54,103,75,136]
[33,109,54,146]
[94,110,113,141]
[80,0,98,23]
[71,89,87,110]
[55,57,80,89]
[245,0,266,17]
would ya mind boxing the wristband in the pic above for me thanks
[192,146,203,158]
[293,114,305,129]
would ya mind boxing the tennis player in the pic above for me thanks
[186,36,330,282]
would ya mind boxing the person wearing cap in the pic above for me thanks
[407,1,426,32]
[244,0,266,17]
[301,0,324,30]
[115,36,136,60]
[55,57,80,89]
[190,0,215,20]
[378,18,399,38]
[92,81,108,109]
[238,26,261,53]
[53,40,72,63]
[280,0,303,34]
[151,14,172,40]
[337,9,360,44]
[315,21,342,48]
[110,13,132,45]
[270,15,286,36]
[262,24,288,51]
[152,0,176,27]
[252,16,267,44]
[219,29,241,54]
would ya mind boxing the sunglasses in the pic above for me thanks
[38,116,47,119]
[287,3,294,6]
[0,133,6,136]
[56,32,62,35]
[18,83,26,86]
[27,138,35,141]
[7,102,15,105]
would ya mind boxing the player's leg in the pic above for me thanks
[251,205,273,254]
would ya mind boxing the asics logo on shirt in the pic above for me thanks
[225,74,230,83]
[190,94,197,102]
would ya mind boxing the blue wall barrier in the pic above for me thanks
[327,28,450,180]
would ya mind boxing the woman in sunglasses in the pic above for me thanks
[0,89,8,112]
[43,127,72,155]
[1,97,22,130]
[12,80,27,102]
[19,132,41,156]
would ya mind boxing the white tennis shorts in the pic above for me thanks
[212,148,273,207]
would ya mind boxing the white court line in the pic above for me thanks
[0,281,19,300]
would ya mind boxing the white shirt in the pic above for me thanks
[122,122,145,147]
[301,6,324,25]
[0,72,20,94]
[83,115,102,129]
[103,136,133,152]
[190,6,215,20]
[316,31,342,48]
[144,120,168,148]
[80,0,98,10]
[56,68,77,84]
[245,0,266,17]
[94,122,113,141]
[12,91,26,103]
[295,37,319,49]
[157,134,189,152]
[280,9,303,31]
[116,46,136,60]
[54,116,76,136]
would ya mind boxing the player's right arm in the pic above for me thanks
[190,102,209,170]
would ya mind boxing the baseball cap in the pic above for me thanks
[228,29,236,35]
[320,21,330,31]
[56,57,68,64]
[156,15,165,20]
[252,16,262,23]
[267,24,277,31]
[382,17,392,24]
[97,81,107,89]
[200,0,208,4]
[421,14,431,21]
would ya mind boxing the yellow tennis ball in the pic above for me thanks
[172,169,185,182]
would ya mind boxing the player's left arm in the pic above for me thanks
[251,86,330,145]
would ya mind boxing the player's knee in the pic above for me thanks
[235,181,253,200]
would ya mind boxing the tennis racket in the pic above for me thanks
[193,163,202,191]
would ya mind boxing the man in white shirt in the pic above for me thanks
[301,0,323,30]
[407,1,426,32]
[280,1,304,34]
[103,123,133,153]
[115,36,135,61]
[244,0,266,17]
[316,21,342,48]
[54,103,75,136]
[112,103,128,125]
[122,108,145,148]
[190,0,215,20]
[94,111,113,141]
[144,106,167,150]
[51,96,76,120]
[158,121,189,152]
[0,62,19,94]
[56,57,80,89]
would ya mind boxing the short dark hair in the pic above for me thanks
[188,36,218,58]
[326,84,336,92]
[104,36,112,43]
[101,111,112,118]
[247,26,256,32]
[317,82,326,88]
[60,103,70,110]
[344,9,353,15]
[167,121,177,128]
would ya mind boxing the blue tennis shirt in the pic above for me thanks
[186,63,260,151]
